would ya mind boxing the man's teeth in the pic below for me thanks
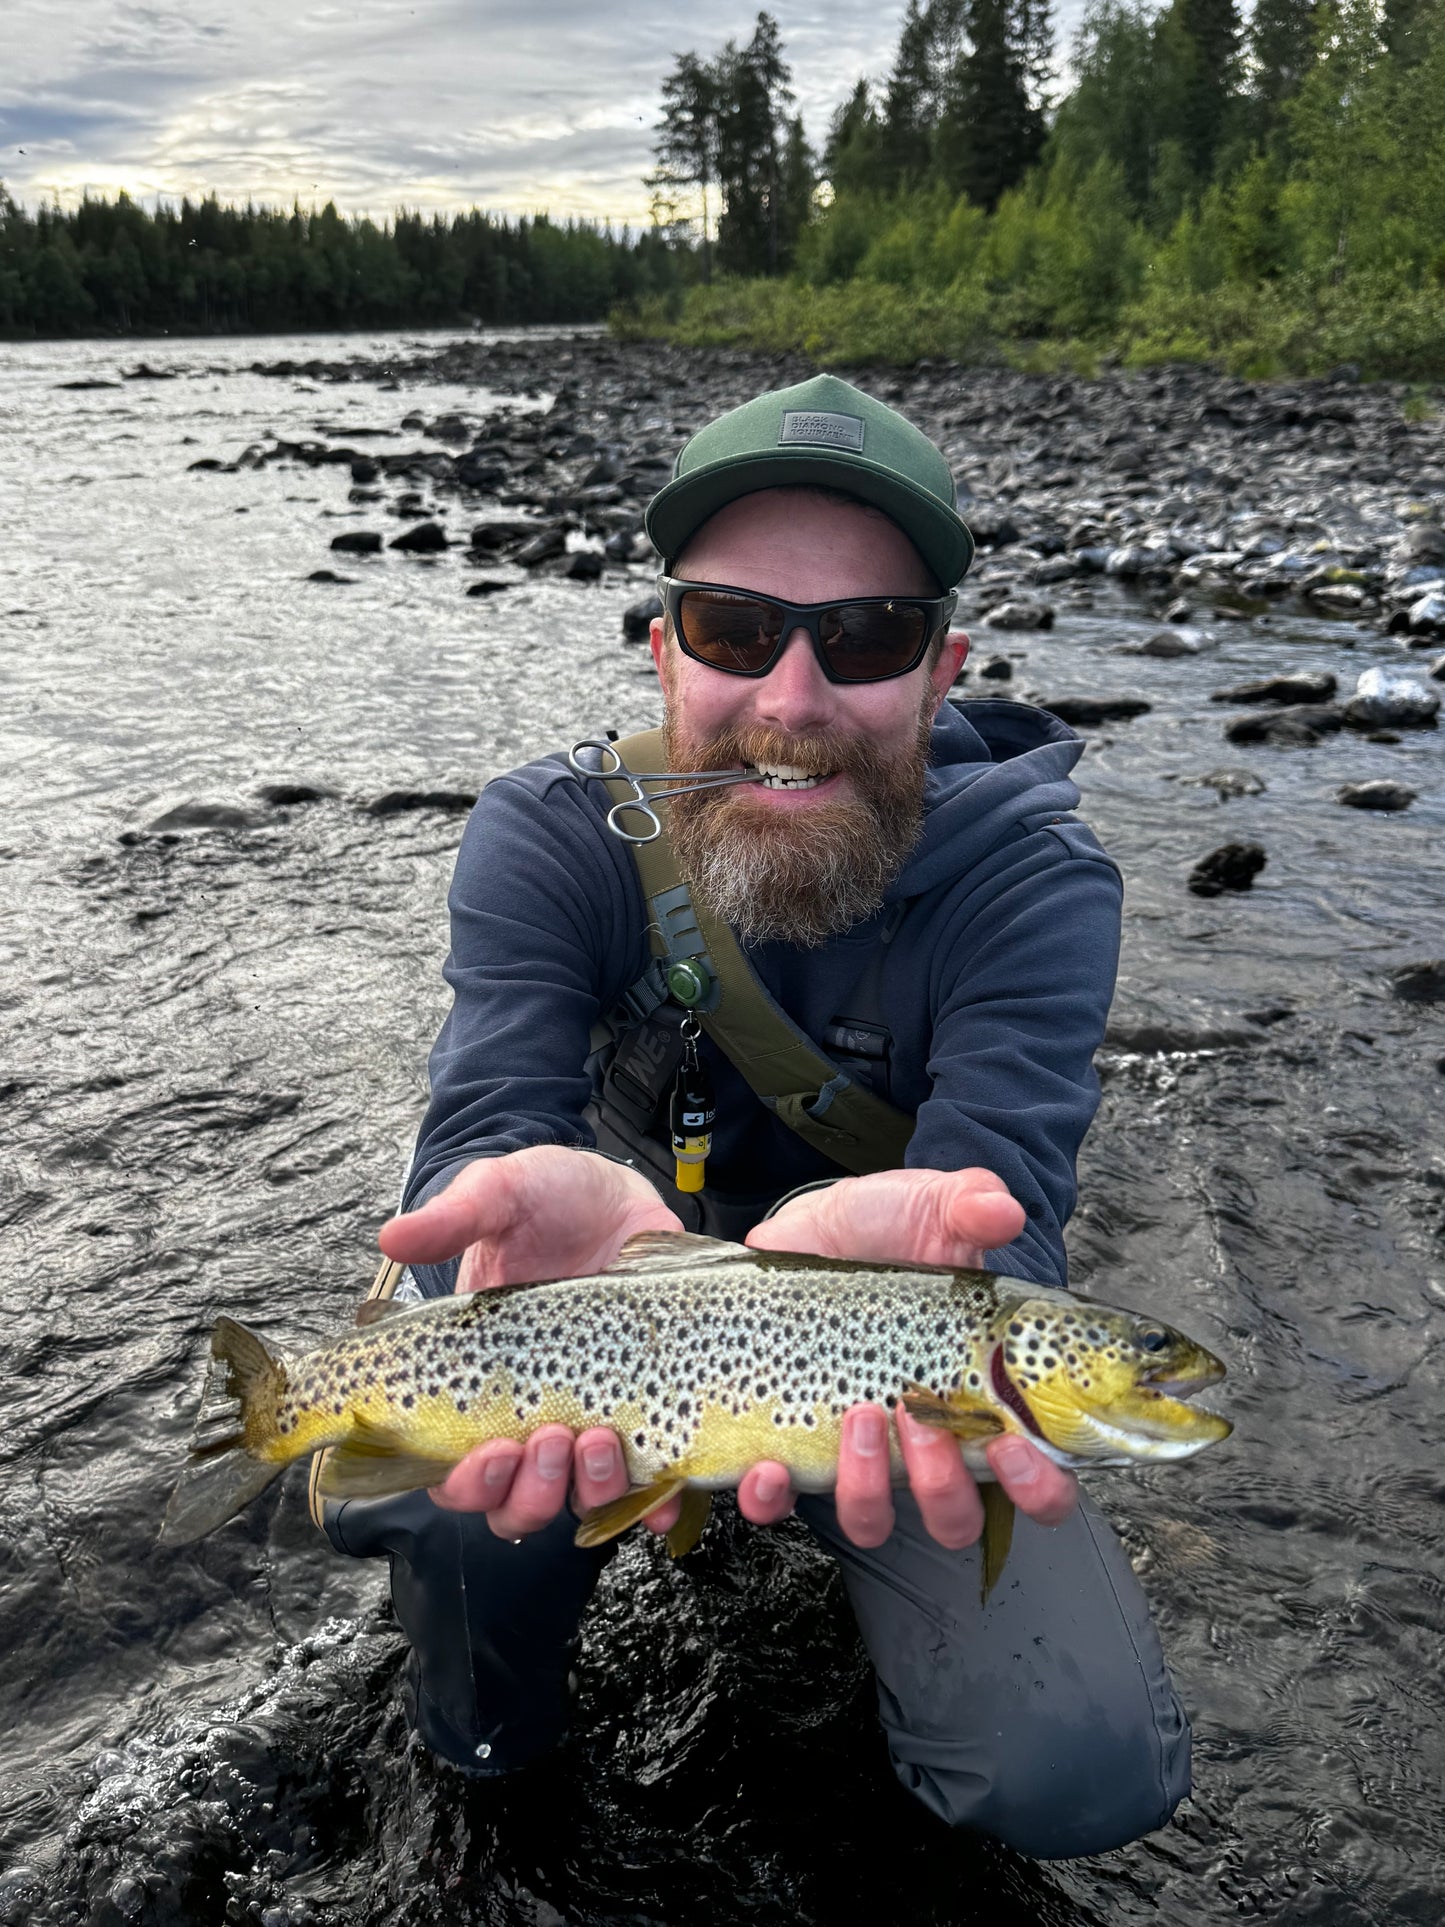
[750,762,835,790]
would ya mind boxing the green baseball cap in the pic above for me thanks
[645,372,974,589]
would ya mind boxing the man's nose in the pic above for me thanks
[755,625,832,730]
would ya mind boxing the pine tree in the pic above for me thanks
[1155,0,1242,187]
[936,0,1048,207]
[648,51,719,276]
[1250,0,1319,130]
[823,79,882,200]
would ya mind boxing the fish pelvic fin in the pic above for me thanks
[665,1488,712,1559]
[980,1483,1016,1605]
[316,1413,461,1502]
[158,1317,291,1547]
[574,1477,687,1549]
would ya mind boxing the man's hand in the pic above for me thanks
[378,1146,684,1538]
[737,1166,1079,1549]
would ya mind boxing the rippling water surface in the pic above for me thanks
[2,331,1442,1927]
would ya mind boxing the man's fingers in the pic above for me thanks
[834,1405,895,1548]
[642,1493,684,1535]
[737,1460,796,1525]
[896,1408,984,1550]
[431,1438,522,1514]
[378,1159,516,1268]
[572,1428,631,1515]
[478,1425,576,1539]
[988,1435,1078,1526]
[942,1168,1027,1259]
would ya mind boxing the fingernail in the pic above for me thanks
[536,1434,570,1480]
[754,1468,785,1504]
[994,1438,1037,1484]
[482,1455,513,1490]
[853,1409,886,1456]
[583,1442,617,1481]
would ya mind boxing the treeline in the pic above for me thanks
[634,0,1445,376]
[0,188,682,339]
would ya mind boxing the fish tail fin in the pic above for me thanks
[158,1316,290,1547]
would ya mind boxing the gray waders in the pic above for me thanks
[314,733,1192,1851]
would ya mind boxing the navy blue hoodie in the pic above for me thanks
[403,699,1121,1294]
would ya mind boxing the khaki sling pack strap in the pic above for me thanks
[601,729,915,1176]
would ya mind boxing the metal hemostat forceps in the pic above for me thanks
[567,738,754,845]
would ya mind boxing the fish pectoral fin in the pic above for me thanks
[664,1488,712,1560]
[900,1383,1005,1440]
[316,1416,459,1502]
[980,1483,1016,1604]
[574,1477,687,1549]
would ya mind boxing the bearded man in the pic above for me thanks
[323,376,1192,1860]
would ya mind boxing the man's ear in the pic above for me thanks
[930,631,968,703]
[649,619,666,674]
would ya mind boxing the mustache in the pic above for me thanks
[680,725,877,784]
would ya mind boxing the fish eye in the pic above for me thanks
[1135,1326,1170,1353]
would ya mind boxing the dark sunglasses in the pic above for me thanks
[657,575,958,685]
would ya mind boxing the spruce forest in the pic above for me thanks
[633,0,1445,376]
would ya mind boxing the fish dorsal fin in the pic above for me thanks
[355,1297,419,1327]
[612,1230,748,1275]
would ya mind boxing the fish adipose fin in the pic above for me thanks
[665,1488,713,1559]
[900,1383,1005,1441]
[316,1414,459,1502]
[980,1484,1016,1604]
[574,1477,687,1548]
[158,1316,289,1547]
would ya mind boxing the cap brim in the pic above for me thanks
[645,449,975,589]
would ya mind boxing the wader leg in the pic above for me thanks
[324,1491,612,1776]
[795,1490,1191,1859]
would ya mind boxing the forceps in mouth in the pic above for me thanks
[567,738,755,844]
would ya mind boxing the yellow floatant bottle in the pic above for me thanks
[670,1015,715,1194]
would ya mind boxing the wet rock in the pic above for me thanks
[623,594,663,641]
[1105,544,1175,579]
[1135,628,1208,658]
[1211,672,1337,706]
[1430,653,1445,681]
[1403,591,1445,634]
[1390,960,1445,1002]
[1197,767,1267,799]
[1165,599,1192,622]
[306,569,355,584]
[1030,554,1077,584]
[515,527,568,567]
[962,504,1019,548]
[1393,523,1445,566]
[1337,781,1417,811]
[1188,842,1267,896]
[330,531,383,555]
[389,521,449,553]
[1044,696,1151,726]
[349,458,380,485]
[603,527,648,563]
[365,790,478,817]
[465,578,511,597]
[141,803,265,836]
[977,655,1013,681]
[456,454,509,491]
[984,599,1054,631]
[1224,704,1344,745]
[425,413,472,444]
[566,550,605,581]
[1343,666,1440,728]
[257,785,333,807]
[469,519,536,552]
[58,377,121,390]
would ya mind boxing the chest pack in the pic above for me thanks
[588,729,916,1195]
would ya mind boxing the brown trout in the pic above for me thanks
[160,1230,1230,1590]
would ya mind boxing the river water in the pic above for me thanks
[1,329,1442,1927]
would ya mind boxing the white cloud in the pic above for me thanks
[0,0,1085,225]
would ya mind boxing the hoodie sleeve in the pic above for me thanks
[906,823,1123,1287]
[400,762,647,1294]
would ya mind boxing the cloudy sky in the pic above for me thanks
[0,0,978,228]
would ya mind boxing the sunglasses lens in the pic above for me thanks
[822,602,930,681]
[676,590,785,672]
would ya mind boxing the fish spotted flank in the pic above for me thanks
[161,1230,1230,1589]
